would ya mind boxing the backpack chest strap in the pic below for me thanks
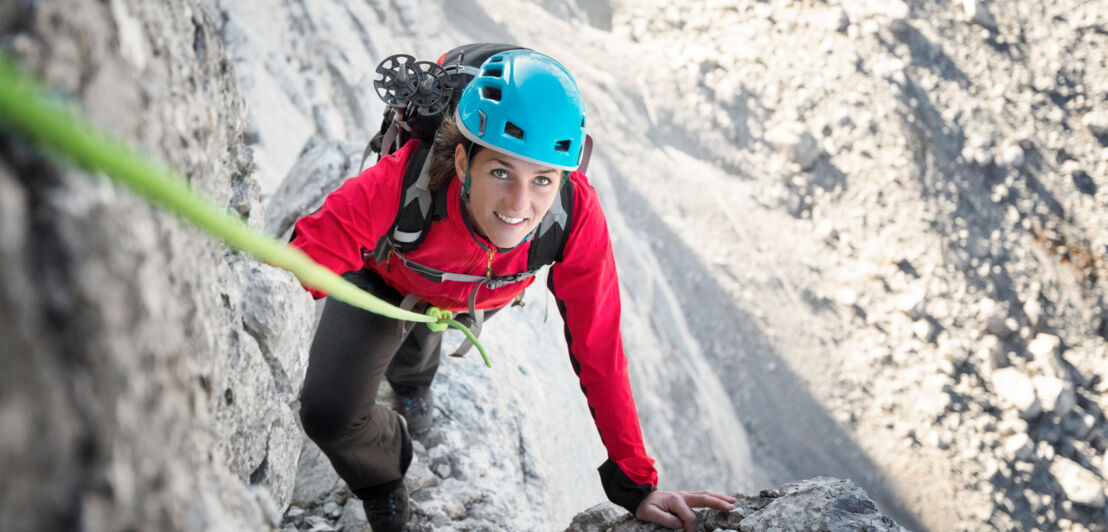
[366,244,538,287]
[361,245,536,358]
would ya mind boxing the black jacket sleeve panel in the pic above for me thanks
[598,458,656,515]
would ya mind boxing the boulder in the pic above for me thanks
[336,498,366,532]
[1082,111,1108,136]
[1027,333,1067,379]
[1050,456,1106,509]
[977,334,1008,372]
[894,284,928,319]
[1032,375,1075,416]
[961,0,997,30]
[991,368,1042,419]
[765,122,822,170]
[565,502,630,532]
[999,143,1026,167]
[1061,408,1096,440]
[1003,433,1034,461]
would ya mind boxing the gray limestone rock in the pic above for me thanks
[991,368,1042,419]
[1032,375,1076,417]
[999,143,1026,167]
[1082,111,1108,137]
[977,334,1008,373]
[1027,333,1068,380]
[1050,456,1106,509]
[1004,433,1035,461]
[961,0,998,30]
[565,502,633,532]
[337,497,368,532]
[1,1,297,529]
[1061,408,1096,440]
[263,138,361,241]
[564,478,906,532]
[765,122,823,171]
[737,478,907,531]
[241,263,316,403]
[290,439,343,507]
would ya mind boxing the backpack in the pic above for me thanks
[361,43,593,355]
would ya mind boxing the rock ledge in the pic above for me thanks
[565,477,907,532]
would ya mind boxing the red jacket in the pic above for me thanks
[290,140,658,512]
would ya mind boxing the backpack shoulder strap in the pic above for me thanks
[372,142,436,262]
[527,177,575,271]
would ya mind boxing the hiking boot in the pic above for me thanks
[395,387,433,436]
[362,482,410,532]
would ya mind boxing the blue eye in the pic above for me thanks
[535,176,552,186]
[491,168,509,179]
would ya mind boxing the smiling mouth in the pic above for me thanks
[495,212,526,225]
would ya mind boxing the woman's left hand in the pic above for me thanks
[634,489,737,532]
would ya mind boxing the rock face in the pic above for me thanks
[565,478,906,532]
[0,1,314,530]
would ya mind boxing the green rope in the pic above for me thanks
[0,54,492,366]
[425,308,452,332]
[443,318,492,367]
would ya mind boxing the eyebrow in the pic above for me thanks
[491,157,558,175]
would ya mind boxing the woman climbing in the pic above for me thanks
[290,46,736,532]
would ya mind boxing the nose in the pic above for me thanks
[505,179,529,214]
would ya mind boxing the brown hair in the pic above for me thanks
[428,116,483,190]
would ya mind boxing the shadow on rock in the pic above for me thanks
[607,166,925,532]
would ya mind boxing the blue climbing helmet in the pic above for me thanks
[454,49,587,171]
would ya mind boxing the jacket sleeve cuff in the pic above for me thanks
[598,459,656,515]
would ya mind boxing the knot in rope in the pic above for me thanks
[426,307,453,332]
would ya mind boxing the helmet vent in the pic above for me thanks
[484,67,503,78]
[504,121,525,140]
[482,86,502,102]
[554,140,571,152]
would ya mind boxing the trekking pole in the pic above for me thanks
[0,54,491,367]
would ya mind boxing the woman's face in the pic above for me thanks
[455,144,561,249]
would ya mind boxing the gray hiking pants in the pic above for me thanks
[298,269,445,498]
